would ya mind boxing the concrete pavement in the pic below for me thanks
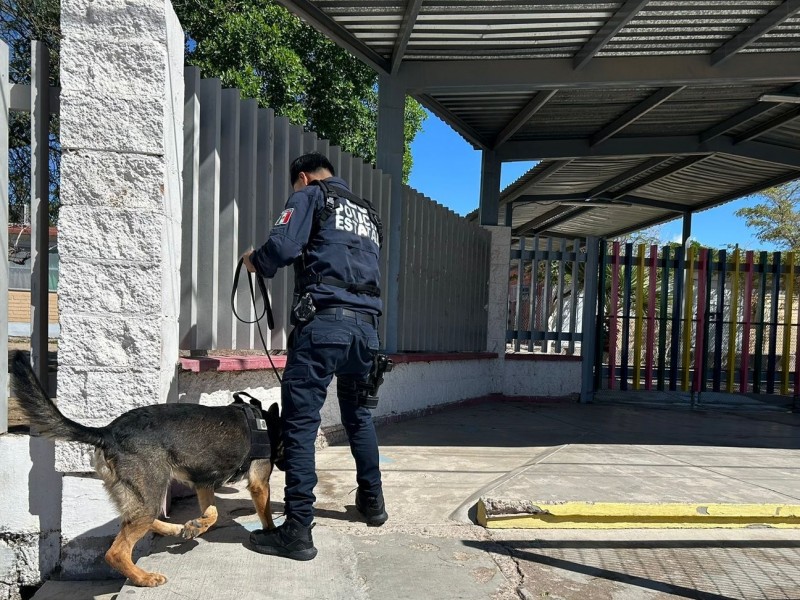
[33,398,800,599]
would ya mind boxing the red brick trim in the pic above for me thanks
[181,352,499,372]
[180,355,288,373]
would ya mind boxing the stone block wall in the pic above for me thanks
[52,0,184,577]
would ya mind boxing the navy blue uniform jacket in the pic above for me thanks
[250,176,382,316]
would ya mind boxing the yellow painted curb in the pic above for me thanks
[477,499,800,529]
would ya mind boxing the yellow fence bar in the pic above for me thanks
[728,249,740,392]
[682,246,695,391]
[633,244,645,390]
[782,253,795,395]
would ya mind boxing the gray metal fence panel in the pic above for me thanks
[196,78,221,350]
[30,41,49,384]
[180,77,491,354]
[328,145,341,179]
[216,89,241,349]
[270,116,291,350]
[1,41,8,433]
[379,172,391,346]
[256,108,275,350]
[236,98,258,348]
[179,66,200,350]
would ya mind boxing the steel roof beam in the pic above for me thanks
[274,0,391,74]
[573,0,651,70]
[694,170,800,212]
[604,170,800,239]
[513,193,687,213]
[608,156,712,198]
[497,136,703,160]
[733,105,800,142]
[585,157,672,197]
[590,86,685,146]
[699,82,800,143]
[493,90,557,149]
[391,0,424,75]
[529,207,592,235]
[725,139,800,169]
[398,53,800,93]
[414,93,489,150]
[515,206,575,236]
[604,212,682,240]
[710,0,800,66]
[496,135,800,169]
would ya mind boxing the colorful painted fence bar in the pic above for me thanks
[597,243,800,397]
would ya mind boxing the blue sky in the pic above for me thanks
[408,110,780,252]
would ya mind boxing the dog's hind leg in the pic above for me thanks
[247,459,275,530]
[106,517,168,587]
[150,519,183,537]
[180,486,218,539]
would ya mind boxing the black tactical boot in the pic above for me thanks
[355,489,388,526]
[249,518,317,561]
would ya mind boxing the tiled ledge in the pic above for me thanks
[181,352,498,372]
[389,352,497,364]
[504,353,582,362]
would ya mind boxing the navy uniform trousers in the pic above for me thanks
[281,309,383,527]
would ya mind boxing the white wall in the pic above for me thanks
[0,437,61,599]
[177,354,578,437]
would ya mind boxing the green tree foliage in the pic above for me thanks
[0,0,61,225]
[735,181,800,252]
[172,0,426,182]
[0,0,425,229]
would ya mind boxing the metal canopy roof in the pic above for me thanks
[275,0,800,239]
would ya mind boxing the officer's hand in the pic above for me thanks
[241,249,257,273]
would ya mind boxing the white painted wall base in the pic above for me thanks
[178,355,579,435]
[0,437,61,598]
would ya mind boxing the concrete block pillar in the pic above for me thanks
[484,226,511,390]
[56,0,184,576]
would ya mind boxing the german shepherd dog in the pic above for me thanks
[10,351,283,587]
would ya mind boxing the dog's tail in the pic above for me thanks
[10,350,107,447]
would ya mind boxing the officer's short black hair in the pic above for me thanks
[290,152,336,185]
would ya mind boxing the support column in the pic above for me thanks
[581,237,600,403]
[479,150,501,226]
[56,0,184,576]
[30,41,50,389]
[376,74,405,352]
[682,211,692,245]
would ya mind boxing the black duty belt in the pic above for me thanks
[316,307,377,326]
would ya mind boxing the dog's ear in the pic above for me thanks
[267,403,280,419]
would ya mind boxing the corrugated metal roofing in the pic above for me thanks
[277,0,800,239]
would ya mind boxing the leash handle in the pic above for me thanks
[232,257,275,329]
[232,257,282,384]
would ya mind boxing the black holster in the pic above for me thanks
[338,353,393,409]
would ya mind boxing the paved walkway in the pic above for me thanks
[34,399,800,600]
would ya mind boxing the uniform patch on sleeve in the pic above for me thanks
[275,208,294,226]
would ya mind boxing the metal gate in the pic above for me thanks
[594,242,800,398]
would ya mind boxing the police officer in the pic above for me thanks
[242,152,388,561]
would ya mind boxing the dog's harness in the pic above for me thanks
[231,393,272,479]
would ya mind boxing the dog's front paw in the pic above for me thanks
[181,519,203,539]
[135,572,168,587]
